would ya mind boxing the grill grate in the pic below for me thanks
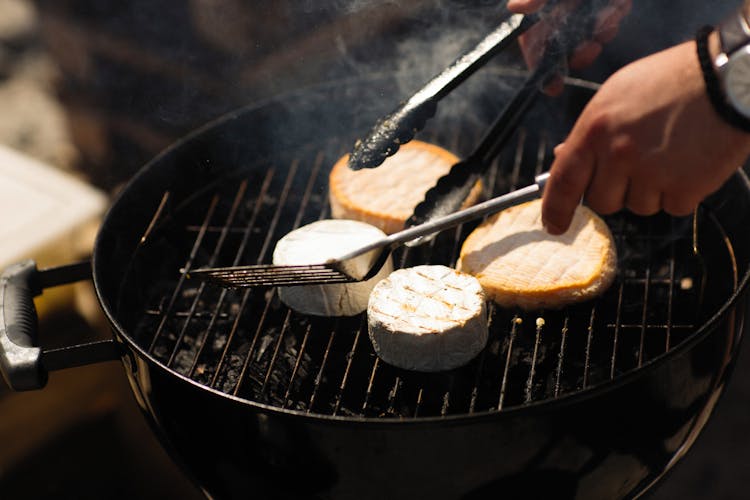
[130,129,734,419]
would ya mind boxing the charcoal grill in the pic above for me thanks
[2,72,750,499]
[130,119,719,418]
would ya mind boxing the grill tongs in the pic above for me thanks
[352,0,609,241]
[347,0,610,171]
[187,172,550,287]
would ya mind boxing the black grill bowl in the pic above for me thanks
[63,73,750,498]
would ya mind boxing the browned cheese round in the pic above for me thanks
[329,140,482,234]
[458,199,617,310]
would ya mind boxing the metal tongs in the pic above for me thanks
[187,173,549,287]
[353,0,610,236]
[348,0,608,172]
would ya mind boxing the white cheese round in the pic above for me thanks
[367,265,488,372]
[272,219,393,317]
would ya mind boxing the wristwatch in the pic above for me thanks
[715,8,750,119]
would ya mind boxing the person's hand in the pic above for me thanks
[507,0,632,94]
[541,36,750,234]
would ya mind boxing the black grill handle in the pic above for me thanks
[0,260,120,391]
[0,261,44,390]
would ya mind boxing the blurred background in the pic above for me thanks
[0,0,747,498]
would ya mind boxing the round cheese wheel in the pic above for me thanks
[272,219,394,317]
[458,199,617,310]
[329,140,482,234]
[367,265,488,372]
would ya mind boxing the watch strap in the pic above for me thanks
[696,25,750,133]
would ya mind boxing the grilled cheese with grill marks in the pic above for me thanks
[367,265,488,372]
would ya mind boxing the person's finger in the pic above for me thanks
[542,142,596,235]
[594,15,621,44]
[517,32,542,69]
[519,22,565,96]
[543,74,566,96]
[662,193,699,217]
[594,0,631,44]
[569,41,603,70]
[584,166,627,215]
[625,183,662,216]
[507,0,548,14]
[612,0,633,20]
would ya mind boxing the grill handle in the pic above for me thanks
[0,260,120,391]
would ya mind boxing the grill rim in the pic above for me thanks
[90,79,750,423]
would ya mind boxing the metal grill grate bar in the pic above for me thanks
[469,302,495,413]
[255,152,330,399]
[230,151,330,399]
[637,222,653,368]
[524,317,544,403]
[140,191,170,245]
[233,287,274,396]
[166,180,249,370]
[332,320,366,416]
[440,377,454,416]
[148,195,219,354]
[361,358,380,415]
[666,236,676,351]
[206,169,276,387]
[582,307,596,389]
[414,388,424,417]
[307,321,339,412]
[232,160,302,396]
[498,316,520,410]
[255,161,301,264]
[210,288,252,389]
[261,312,293,393]
[610,279,625,380]
[553,317,569,397]
[283,321,313,406]
[386,377,402,416]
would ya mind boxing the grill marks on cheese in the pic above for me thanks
[367,265,488,372]
[458,199,617,310]
[369,268,478,334]
[329,140,480,234]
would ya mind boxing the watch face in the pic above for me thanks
[726,46,750,117]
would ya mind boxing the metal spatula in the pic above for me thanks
[186,173,550,288]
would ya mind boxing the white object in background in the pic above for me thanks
[0,144,108,315]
